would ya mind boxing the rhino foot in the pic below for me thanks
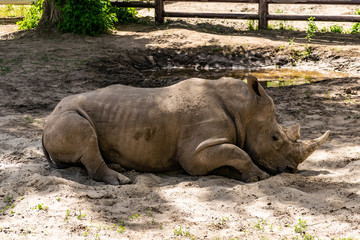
[93,166,132,185]
[104,172,132,185]
[244,171,270,183]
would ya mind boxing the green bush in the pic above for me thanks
[57,0,118,36]
[112,5,138,23]
[16,0,44,30]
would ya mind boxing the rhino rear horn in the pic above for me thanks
[298,130,330,163]
[284,123,301,141]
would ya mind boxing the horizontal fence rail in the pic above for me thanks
[266,0,360,4]
[163,0,258,2]
[260,0,360,28]
[164,12,258,19]
[267,14,360,21]
[111,1,155,8]
[3,0,360,30]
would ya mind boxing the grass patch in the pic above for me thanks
[31,203,48,211]
[173,226,194,238]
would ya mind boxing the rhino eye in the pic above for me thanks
[272,136,279,141]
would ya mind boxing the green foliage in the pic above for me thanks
[330,24,343,33]
[57,0,138,35]
[57,0,117,36]
[25,116,34,123]
[271,9,296,31]
[16,0,138,35]
[113,220,125,234]
[16,0,44,30]
[320,26,329,33]
[246,19,258,31]
[305,45,312,57]
[3,196,13,206]
[351,22,359,33]
[0,195,14,215]
[268,21,295,31]
[254,218,267,231]
[83,227,89,237]
[173,226,192,238]
[111,5,138,23]
[351,9,360,33]
[0,196,23,215]
[278,21,287,30]
[76,210,86,219]
[32,203,48,211]
[128,213,141,220]
[305,17,317,42]
[64,209,71,220]
[294,218,307,234]
[0,64,10,75]
[289,38,294,46]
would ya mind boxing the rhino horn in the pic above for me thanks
[298,130,330,163]
[284,123,301,141]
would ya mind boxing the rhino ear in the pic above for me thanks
[246,75,269,99]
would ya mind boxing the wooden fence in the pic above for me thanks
[3,0,360,29]
[114,0,360,29]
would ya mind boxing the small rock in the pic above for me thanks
[344,87,357,95]
[146,56,156,66]
[275,55,288,66]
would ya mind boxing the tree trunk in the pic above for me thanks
[38,0,62,29]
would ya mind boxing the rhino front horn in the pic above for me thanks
[298,130,330,163]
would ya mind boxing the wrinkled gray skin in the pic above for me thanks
[42,75,330,185]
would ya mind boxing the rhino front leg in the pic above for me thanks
[43,111,131,185]
[181,143,270,182]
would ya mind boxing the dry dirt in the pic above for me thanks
[1,3,360,240]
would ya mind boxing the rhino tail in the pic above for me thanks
[42,133,72,169]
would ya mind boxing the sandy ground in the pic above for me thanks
[1,3,360,240]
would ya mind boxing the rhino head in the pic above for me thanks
[244,75,330,174]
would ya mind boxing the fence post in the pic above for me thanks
[155,0,165,23]
[259,0,268,29]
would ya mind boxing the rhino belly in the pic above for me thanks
[97,126,181,172]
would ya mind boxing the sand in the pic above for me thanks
[1,3,360,239]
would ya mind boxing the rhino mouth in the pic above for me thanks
[274,165,297,175]
[285,165,297,173]
[260,163,297,175]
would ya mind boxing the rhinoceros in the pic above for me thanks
[42,75,329,185]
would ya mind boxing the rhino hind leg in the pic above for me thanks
[43,111,131,185]
[181,143,270,183]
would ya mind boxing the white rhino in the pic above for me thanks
[42,75,330,185]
